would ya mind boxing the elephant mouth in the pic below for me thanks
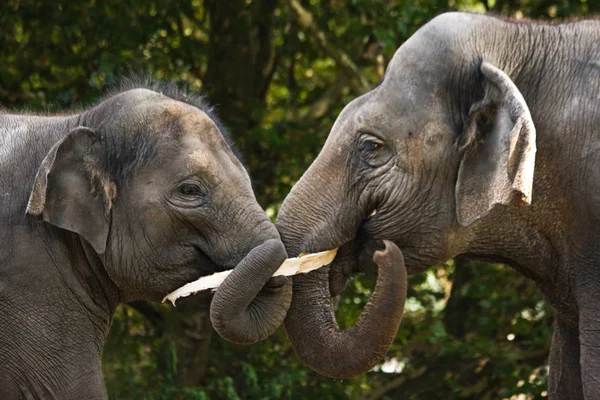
[162,243,234,296]
[168,246,219,288]
[192,242,244,274]
[327,212,383,296]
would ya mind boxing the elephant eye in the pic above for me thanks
[168,180,210,209]
[362,140,382,152]
[180,182,204,196]
[358,133,391,168]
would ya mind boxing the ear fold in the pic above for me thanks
[26,127,116,253]
[455,62,536,226]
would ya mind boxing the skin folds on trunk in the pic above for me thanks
[210,239,292,344]
[276,148,408,377]
[283,240,407,379]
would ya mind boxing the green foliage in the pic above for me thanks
[1,0,594,399]
[99,260,551,399]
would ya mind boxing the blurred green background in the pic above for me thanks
[1,0,597,398]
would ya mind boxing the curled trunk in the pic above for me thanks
[277,146,407,378]
[284,240,407,379]
[210,239,292,344]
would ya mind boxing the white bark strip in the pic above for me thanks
[162,248,338,306]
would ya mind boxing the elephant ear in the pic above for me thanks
[455,61,536,226]
[26,127,116,254]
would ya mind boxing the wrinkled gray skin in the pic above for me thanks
[277,12,600,399]
[0,87,291,400]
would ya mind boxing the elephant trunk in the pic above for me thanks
[210,238,292,344]
[284,241,407,379]
[276,155,407,378]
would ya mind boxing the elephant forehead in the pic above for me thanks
[170,105,229,163]
[165,102,219,138]
[351,86,421,137]
[157,101,244,182]
[183,137,228,173]
[355,90,399,127]
[182,132,239,181]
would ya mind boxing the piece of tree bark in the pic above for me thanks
[163,249,338,305]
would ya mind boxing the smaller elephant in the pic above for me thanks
[0,83,291,399]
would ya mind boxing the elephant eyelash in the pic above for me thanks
[358,132,386,151]
[361,141,383,152]
[167,180,211,209]
[358,131,385,143]
[179,182,205,196]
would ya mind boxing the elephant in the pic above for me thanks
[276,12,600,399]
[0,83,292,399]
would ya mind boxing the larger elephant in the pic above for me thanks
[0,84,291,399]
[276,13,600,399]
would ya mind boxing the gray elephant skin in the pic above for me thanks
[276,12,600,399]
[0,84,292,399]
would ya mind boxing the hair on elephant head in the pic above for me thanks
[0,81,290,398]
[276,13,542,379]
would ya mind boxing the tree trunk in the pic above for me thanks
[162,1,280,387]
[166,292,214,387]
[203,0,279,205]
[443,257,476,339]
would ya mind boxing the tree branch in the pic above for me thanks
[285,0,370,93]
[300,73,350,121]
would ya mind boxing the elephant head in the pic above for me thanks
[276,13,536,378]
[26,86,291,345]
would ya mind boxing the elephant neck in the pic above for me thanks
[0,227,120,399]
[454,205,559,284]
